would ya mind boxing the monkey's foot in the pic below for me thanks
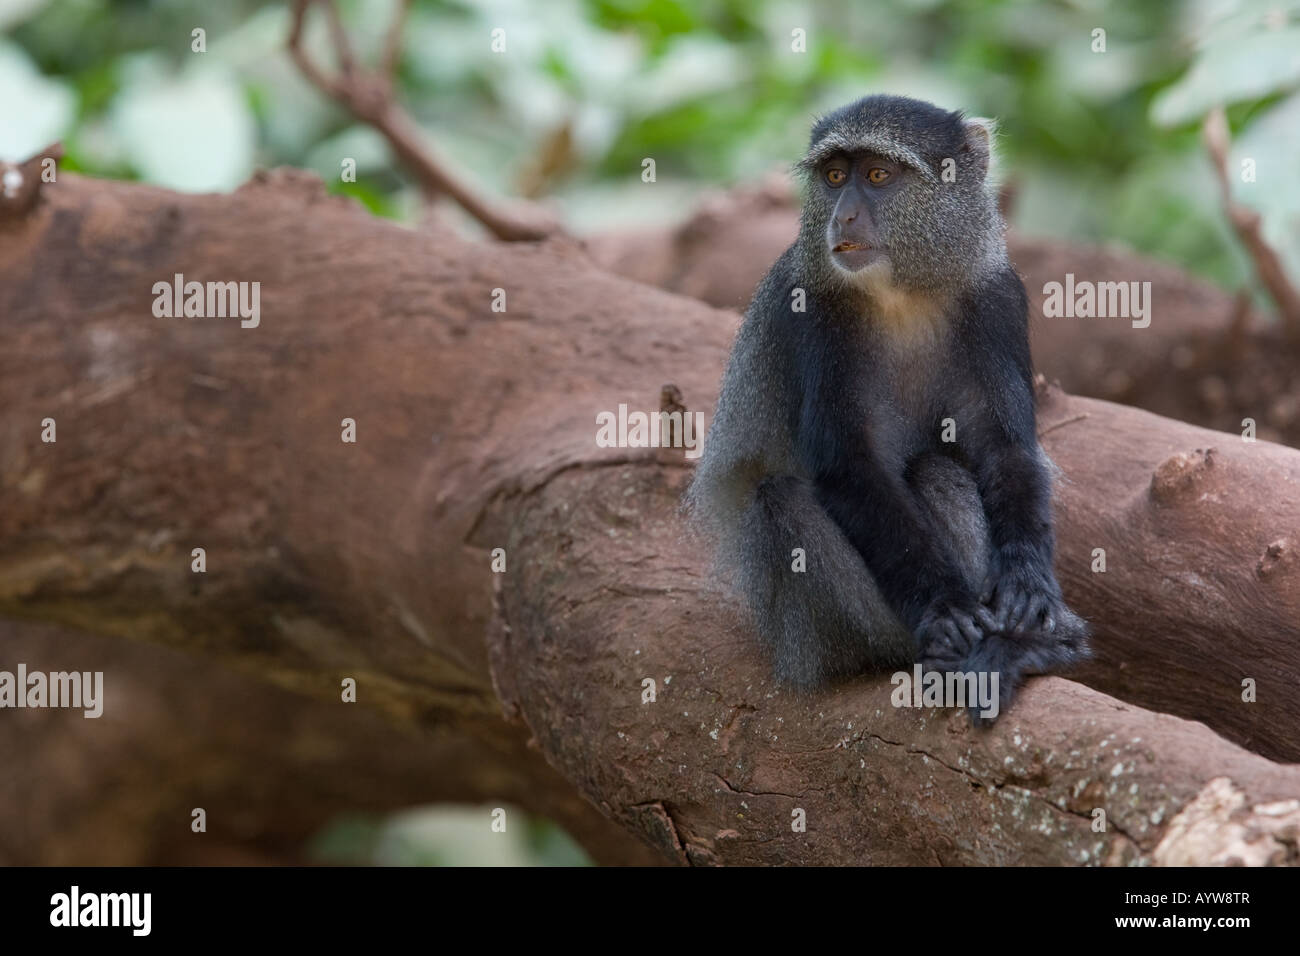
[961,611,1091,726]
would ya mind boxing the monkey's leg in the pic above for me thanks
[907,454,992,592]
[907,454,1089,720]
[736,475,914,688]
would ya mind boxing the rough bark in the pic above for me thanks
[1,172,1297,865]
[1035,385,1300,762]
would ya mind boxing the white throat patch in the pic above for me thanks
[849,263,951,348]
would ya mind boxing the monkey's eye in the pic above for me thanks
[825,168,847,186]
[867,167,891,185]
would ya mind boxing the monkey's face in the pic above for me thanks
[816,152,906,276]
[795,95,1001,294]
[811,146,989,294]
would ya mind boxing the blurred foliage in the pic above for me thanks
[2,0,1299,293]
[307,803,593,867]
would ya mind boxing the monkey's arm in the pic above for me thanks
[687,257,802,536]
[970,427,1063,633]
[963,273,1074,635]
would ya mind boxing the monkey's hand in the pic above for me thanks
[979,557,1071,637]
[914,597,999,673]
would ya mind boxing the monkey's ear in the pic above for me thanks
[961,117,996,180]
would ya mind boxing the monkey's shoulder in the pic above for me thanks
[742,244,804,317]
[956,264,1030,336]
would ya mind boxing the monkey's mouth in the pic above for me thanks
[829,240,881,272]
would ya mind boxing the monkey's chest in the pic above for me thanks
[875,342,943,413]
[865,348,977,461]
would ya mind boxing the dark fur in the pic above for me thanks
[688,95,1089,720]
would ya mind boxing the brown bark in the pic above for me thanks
[1036,383,1300,762]
[0,619,662,865]
[1,172,1298,865]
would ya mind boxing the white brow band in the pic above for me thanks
[796,131,939,183]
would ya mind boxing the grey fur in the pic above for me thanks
[686,268,998,686]
[687,95,1048,691]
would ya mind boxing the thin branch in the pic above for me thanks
[1203,106,1300,342]
[1224,287,1254,365]
[322,0,356,80]
[380,0,412,80]
[286,0,562,242]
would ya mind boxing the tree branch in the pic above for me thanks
[1204,105,1300,342]
[286,0,562,241]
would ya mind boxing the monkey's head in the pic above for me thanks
[795,95,1002,296]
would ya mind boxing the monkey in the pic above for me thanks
[687,94,1089,721]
